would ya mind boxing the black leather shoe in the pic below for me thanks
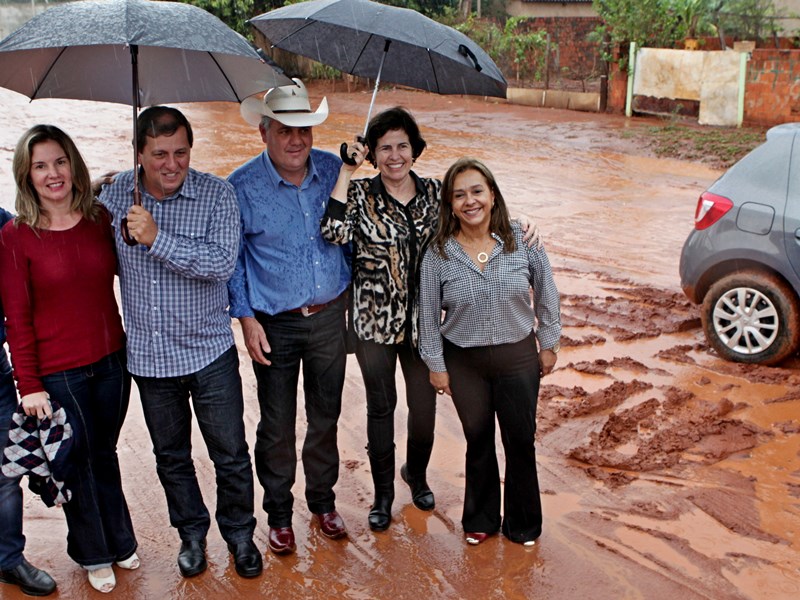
[401,463,435,511]
[227,540,263,578]
[368,493,393,532]
[177,539,207,578]
[0,558,56,596]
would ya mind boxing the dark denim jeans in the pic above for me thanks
[252,295,346,527]
[133,345,256,544]
[39,349,137,567]
[0,348,24,570]
[444,334,542,544]
[355,339,437,476]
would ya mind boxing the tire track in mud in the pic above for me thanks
[544,267,800,599]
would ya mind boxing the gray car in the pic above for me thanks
[679,123,800,365]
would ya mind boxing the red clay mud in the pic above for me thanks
[1,83,798,600]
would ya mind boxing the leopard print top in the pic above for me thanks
[321,172,441,346]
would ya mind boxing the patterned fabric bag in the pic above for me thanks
[1,397,73,506]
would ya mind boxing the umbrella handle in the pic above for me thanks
[339,136,366,166]
[120,218,138,246]
[458,44,482,72]
[120,184,141,246]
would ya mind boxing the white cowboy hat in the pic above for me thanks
[240,78,329,127]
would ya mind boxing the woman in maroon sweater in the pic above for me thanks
[0,125,138,593]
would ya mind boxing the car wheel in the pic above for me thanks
[701,271,800,365]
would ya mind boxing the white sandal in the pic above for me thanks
[115,552,140,570]
[87,567,116,593]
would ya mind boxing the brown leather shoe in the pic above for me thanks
[314,511,347,539]
[268,527,296,555]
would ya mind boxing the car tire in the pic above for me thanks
[701,271,800,365]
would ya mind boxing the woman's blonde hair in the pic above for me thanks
[12,124,100,228]
[432,157,516,258]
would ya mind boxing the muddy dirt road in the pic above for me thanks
[1,83,798,600]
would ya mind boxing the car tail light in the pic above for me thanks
[694,192,733,230]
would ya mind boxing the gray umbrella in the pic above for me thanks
[0,0,292,243]
[250,0,507,137]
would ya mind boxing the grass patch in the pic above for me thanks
[631,119,768,169]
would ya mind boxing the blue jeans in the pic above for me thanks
[40,350,137,567]
[0,348,24,570]
[252,296,347,527]
[132,345,256,544]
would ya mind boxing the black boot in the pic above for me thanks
[367,447,395,532]
[402,441,435,511]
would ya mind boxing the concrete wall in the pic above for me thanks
[633,48,742,126]
[507,86,599,111]
[609,46,800,128]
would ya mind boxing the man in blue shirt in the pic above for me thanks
[100,107,261,579]
[0,207,57,596]
[228,79,350,554]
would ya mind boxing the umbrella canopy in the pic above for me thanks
[251,0,506,98]
[0,0,292,244]
[0,0,292,106]
[250,0,507,136]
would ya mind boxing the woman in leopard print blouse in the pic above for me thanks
[321,107,440,532]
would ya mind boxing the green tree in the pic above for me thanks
[180,0,255,37]
[497,17,549,83]
[715,0,781,41]
[592,0,683,49]
[673,0,715,39]
[456,15,550,83]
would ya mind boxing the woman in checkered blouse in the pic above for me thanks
[419,157,561,547]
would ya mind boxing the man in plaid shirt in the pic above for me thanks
[99,107,261,580]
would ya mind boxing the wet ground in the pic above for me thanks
[1,83,798,600]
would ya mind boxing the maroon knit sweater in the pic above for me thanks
[0,211,125,397]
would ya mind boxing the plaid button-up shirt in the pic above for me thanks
[100,168,240,378]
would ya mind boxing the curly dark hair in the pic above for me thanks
[364,106,426,167]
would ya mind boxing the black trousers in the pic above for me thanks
[444,334,542,543]
[251,296,347,527]
[355,338,436,472]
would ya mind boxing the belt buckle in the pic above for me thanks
[301,306,311,317]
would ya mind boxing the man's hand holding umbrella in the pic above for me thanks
[125,205,158,247]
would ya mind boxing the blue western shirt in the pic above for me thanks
[100,168,240,378]
[227,148,350,317]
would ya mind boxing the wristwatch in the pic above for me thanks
[548,341,560,354]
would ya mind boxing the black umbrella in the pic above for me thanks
[250,0,507,139]
[0,0,292,243]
